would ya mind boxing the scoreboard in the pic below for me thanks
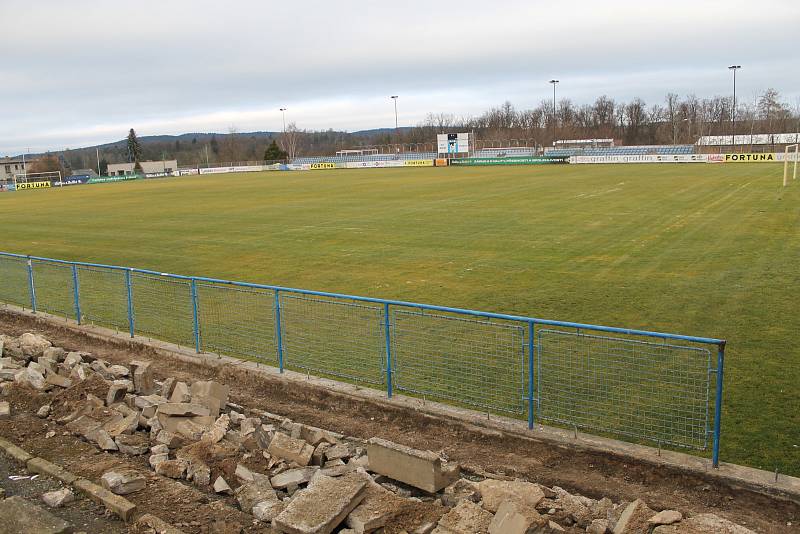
[437,133,471,155]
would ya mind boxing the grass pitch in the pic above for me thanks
[1,164,798,474]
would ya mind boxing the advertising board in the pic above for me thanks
[16,181,52,189]
[571,154,707,164]
[437,133,471,154]
[450,156,568,166]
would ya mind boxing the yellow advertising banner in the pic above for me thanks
[402,160,434,167]
[17,181,52,189]
[723,153,776,163]
[310,162,336,170]
[434,158,449,167]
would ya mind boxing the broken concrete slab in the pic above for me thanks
[648,510,683,526]
[175,418,209,441]
[155,459,188,479]
[101,469,147,495]
[488,500,548,534]
[157,413,214,434]
[115,433,150,455]
[107,383,128,406]
[346,479,408,534]
[103,411,139,437]
[130,360,155,394]
[253,500,287,522]
[477,479,545,513]
[367,437,459,493]
[44,373,72,388]
[0,496,72,534]
[190,380,229,407]
[0,401,9,419]
[41,488,75,508]
[14,367,47,390]
[213,476,233,495]
[268,432,314,466]
[236,478,278,514]
[271,467,320,489]
[433,500,493,534]
[273,472,368,534]
[19,333,52,358]
[170,381,191,403]
[613,499,655,534]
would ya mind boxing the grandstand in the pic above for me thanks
[545,145,695,157]
[292,152,437,164]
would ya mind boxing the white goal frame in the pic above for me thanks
[785,144,799,187]
[13,171,61,188]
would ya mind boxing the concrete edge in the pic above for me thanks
[0,434,139,523]
[26,457,79,485]
[3,304,800,505]
[0,435,33,464]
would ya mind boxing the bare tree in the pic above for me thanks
[279,123,302,160]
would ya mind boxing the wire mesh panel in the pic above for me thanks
[31,260,75,319]
[392,310,526,415]
[537,329,711,449]
[77,266,129,331]
[279,294,385,385]
[0,255,30,308]
[196,282,277,364]
[131,273,194,348]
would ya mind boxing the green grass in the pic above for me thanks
[1,164,798,474]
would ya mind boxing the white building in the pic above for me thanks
[106,160,178,176]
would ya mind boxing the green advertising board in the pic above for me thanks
[88,174,143,184]
[449,156,569,166]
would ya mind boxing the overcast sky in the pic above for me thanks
[1,0,798,155]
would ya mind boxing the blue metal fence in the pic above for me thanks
[0,251,727,466]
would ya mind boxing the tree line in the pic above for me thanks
[37,88,800,175]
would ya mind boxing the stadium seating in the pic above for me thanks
[545,145,694,157]
[292,152,437,164]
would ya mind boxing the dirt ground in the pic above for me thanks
[1,309,798,533]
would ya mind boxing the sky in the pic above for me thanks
[1,0,798,155]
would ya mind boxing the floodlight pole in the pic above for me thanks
[390,96,399,131]
[549,80,559,146]
[728,66,741,152]
[280,108,287,133]
[96,148,101,176]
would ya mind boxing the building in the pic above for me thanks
[1,157,30,182]
[106,160,178,176]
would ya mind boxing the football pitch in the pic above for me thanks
[1,163,798,474]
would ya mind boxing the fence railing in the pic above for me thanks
[0,251,727,466]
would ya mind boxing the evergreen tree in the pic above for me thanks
[264,140,288,161]
[127,128,143,164]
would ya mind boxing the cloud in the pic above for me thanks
[1,0,798,153]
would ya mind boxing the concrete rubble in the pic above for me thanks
[0,331,760,534]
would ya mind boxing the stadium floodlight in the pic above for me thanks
[279,108,287,133]
[784,144,799,187]
[549,80,559,145]
[390,96,399,130]
[728,66,741,152]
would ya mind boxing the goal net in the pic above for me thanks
[784,144,799,187]
[13,171,61,189]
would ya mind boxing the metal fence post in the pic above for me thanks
[274,289,284,373]
[125,269,134,338]
[71,264,81,324]
[384,302,393,398]
[27,258,36,313]
[528,321,535,429]
[712,342,726,468]
[191,278,200,353]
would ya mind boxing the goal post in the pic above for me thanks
[784,144,799,187]
[13,171,61,189]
